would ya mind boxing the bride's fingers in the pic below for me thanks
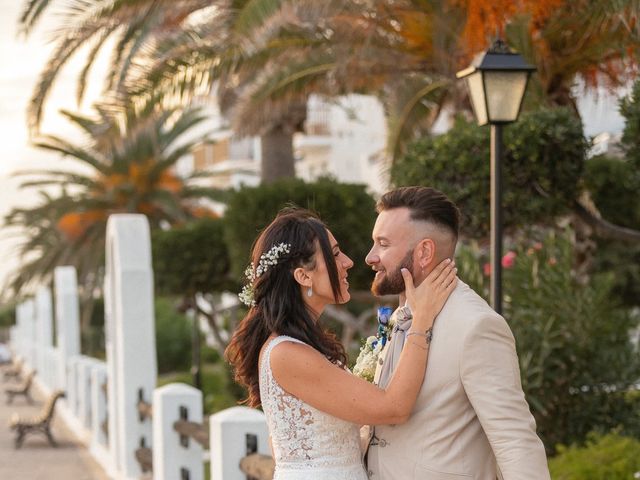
[401,268,415,294]
[425,258,452,284]
[439,267,457,290]
[422,265,455,295]
[443,274,458,292]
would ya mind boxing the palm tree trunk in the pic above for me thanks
[260,127,296,183]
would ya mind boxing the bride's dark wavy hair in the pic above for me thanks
[225,208,347,407]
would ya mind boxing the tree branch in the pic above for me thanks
[193,295,229,351]
[573,200,640,243]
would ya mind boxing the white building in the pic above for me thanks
[182,95,390,193]
[589,131,624,158]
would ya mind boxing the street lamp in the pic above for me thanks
[456,39,535,314]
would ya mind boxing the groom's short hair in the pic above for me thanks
[377,186,460,240]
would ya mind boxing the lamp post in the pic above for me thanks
[456,39,535,314]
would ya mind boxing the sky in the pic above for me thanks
[0,0,109,295]
[0,0,631,296]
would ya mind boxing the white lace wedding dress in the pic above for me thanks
[259,335,369,480]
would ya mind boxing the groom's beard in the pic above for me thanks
[371,249,414,296]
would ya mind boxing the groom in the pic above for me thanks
[365,187,550,479]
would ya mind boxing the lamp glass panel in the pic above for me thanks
[484,71,528,123]
[466,71,488,126]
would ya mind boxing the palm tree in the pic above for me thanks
[210,0,640,155]
[19,0,640,185]
[18,0,210,132]
[204,0,639,242]
[19,0,307,183]
[3,98,219,324]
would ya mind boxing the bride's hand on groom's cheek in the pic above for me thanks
[402,259,457,324]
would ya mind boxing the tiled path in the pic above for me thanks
[0,377,109,480]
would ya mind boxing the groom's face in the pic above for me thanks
[366,208,417,296]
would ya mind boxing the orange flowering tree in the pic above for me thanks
[233,0,638,154]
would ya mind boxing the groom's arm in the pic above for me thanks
[460,314,550,480]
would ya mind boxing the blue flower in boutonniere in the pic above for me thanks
[376,306,394,347]
[352,306,396,382]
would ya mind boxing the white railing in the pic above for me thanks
[7,214,273,480]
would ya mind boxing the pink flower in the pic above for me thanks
[533,242,543,251]
[548,257,557,266]
[483,263,491,276]
[502,251,517,269]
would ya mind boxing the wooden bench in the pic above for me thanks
[3,357,23,380]
[9,390,65,449]
[5,370,36,404]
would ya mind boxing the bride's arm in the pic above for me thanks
[270,260,457,426]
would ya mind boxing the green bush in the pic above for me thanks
[620,78,640,169]
[589,238,640,308]
[157,363,240,414]
[154,297,192,374]
[581,82,640,309]
[456,231,640,452]
[549,432,640,479]
[391,108,586,238]
[584,155,640,230]
[223,177,377,290]
[0,304,15,327]
[583,154,640,308]
[152,218,234,296]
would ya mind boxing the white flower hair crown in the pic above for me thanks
[238,242,292,307]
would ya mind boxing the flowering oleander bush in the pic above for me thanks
[456,230,640,453]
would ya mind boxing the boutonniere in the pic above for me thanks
[352,307,395,382]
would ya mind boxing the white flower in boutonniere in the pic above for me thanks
[352,307,396,382]
[352,336,383,382]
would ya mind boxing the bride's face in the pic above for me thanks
[304,230,353,311]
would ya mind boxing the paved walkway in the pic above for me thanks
[0,378,109,480]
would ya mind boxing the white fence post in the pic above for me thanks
[78,357,98,430]
[35,287,53,386]
[90,362,109,449]
[16,302,25,362]
[43,346,57,392]
[54,266,81,392]
[153,383,204,480]
[105,214,157,479]
[67,356,82,417]
[209,407,269,480]
[23,299,37,370]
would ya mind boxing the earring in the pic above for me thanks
[307,286,313,297]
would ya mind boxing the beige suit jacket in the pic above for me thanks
[367,281,550,480]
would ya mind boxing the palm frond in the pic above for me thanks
[18,0,54,36]
[384,76,451,160]
[77,26,119,105]
[32,134,108,173]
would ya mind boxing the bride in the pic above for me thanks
[225,208,456,479]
